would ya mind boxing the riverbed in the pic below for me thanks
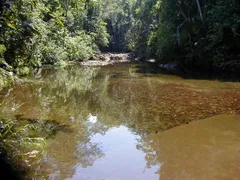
[0,62,239,179]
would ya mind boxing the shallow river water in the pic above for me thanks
[0,63,240,179]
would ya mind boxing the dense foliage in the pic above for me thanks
[1,0,240,77]
[122,0,240,76]
[0,0,109,75]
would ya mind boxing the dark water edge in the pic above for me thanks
[139,60,240,82]
[0,150,25,180]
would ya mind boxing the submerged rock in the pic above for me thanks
[25,150,40,158]
[159,62,177,70]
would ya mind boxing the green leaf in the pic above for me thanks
[0,44,6,54]
[7,23,17,31]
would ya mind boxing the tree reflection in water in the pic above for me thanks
[0,64,240,179]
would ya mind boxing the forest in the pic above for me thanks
[0,0,240,82]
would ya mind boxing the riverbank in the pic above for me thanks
[80,53,131,66]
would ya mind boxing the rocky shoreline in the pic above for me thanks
[80,53,131,66]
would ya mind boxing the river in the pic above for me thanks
[0,62,240,179]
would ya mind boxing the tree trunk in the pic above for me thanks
[195,0,204,23]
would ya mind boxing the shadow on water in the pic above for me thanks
[15,115,73,139]
[0,152,24,180]
[135,62,178,75]
[0,115,73,179]
[135,61,240,82]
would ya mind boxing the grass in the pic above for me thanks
[0,116,71,178]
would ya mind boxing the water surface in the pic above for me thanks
[0,63,240,179]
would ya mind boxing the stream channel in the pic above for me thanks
[0,61,240,179]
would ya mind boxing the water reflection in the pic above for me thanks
[70,126,159,180]
[0,63,240,179]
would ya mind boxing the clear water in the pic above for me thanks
[0,63,239,179]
